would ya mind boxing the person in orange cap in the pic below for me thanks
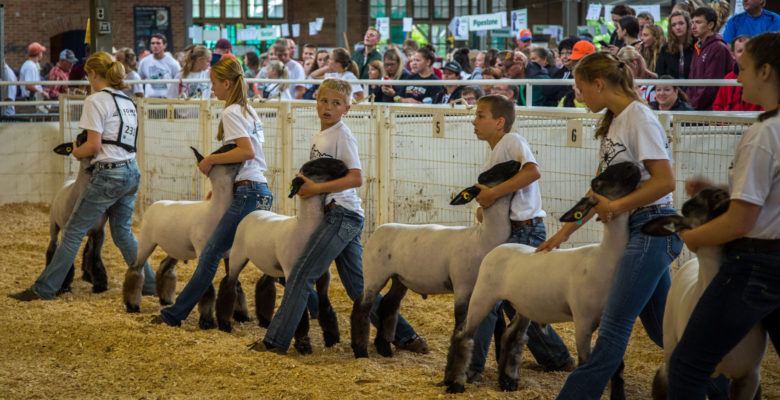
[515,29,533,51]
[19,42,49,100]
[569,40,596,67]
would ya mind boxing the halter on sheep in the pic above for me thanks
[215,157,348,355]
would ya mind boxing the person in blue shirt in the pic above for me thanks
[722,0,780,44]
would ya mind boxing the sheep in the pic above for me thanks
[641,187,768,400]
[215,157,348,355]
[50,133,108,294]
[122,144,249,331]
[350,160,522,359]
[443,161,641,395]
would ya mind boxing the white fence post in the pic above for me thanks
[281,101,295,216]
[136,99,148,216]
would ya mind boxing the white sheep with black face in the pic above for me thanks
[122,144,247,331]
[49,133,108,294]
[443,162,641,396]
[350,161,522,359]
[214,157,349,355]
[641,187,768,400]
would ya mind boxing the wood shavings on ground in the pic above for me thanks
[0,202,777,399]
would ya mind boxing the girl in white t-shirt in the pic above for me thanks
[309,48,364,102]
[10,52,157,301]
[152,57,272,327]
[667,32,780,400]
[167,45,212,99]
[261,60,291,100]
[539,52,682,399]
[114,48,144,98]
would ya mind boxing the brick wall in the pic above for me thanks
[1,0,185,69]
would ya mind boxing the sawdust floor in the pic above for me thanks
[1,202,778,399]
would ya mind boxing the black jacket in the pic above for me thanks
[650,97,693,111]
[541,65,572,107]
[655,44,695,79]
[434,85,464,104]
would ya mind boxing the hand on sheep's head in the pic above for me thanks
[475,184,498,209]
[198,156,214,176]
[292,174,320,199]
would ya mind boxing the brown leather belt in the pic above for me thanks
[233,180,267,191]
[324,202,337,212]
[631,202,674,216]
[727,237,780,253]
[510,217,544,229]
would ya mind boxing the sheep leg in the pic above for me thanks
[493,303,508,364]
[226,257,250,323]
[609,360,626,400]
[293,310,313,355]
[651,363,668,400]
[86,228,108,293]
[122,242,157,313]
[350,294,375,358]
[497,314,532,392]
[155,257,178,305]
[79,236,93,284]
[443,301,475,394]
[254,275,277,328]
[197,284,217,330]
[315,271,340,347]
[730,372,761,400]
[375,277,407,358]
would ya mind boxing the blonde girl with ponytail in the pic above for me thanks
[310,48,365,101]
[11,52,159,301]
[167,45,212,99]
[537,52,683,399]
[152,57,273,327]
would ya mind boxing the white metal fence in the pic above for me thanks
[60,95,757,265]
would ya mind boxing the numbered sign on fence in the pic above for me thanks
[566,119,583,148]
[433,113,445,138]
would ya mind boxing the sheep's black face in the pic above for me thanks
[477,161,522,187]
[300,158,349,183]
[681,187,730,229]
[591,162,641,200]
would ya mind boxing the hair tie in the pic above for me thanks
[617,61,626,69]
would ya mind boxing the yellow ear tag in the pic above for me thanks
[574,211,583,220]
[66,146,72,153]
[462,192,470,200]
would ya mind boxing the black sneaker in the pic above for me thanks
[247,339,287,355]
[8,289,41,302]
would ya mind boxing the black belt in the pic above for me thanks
[94,160,131,170]
[511,217,544,229]
[727,238,780,253]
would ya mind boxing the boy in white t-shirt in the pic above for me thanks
[255,78,427,355]
[466,95,574,381]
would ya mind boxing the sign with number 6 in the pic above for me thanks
[566,119,583,148]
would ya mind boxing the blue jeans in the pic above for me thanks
[668,247,780,400]
[557,206,682,399]
[470,221,572,373]
[160,183,272,325]
[264,205,419,351]
[32,160,156,299]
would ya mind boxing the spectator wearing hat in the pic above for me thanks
[722,0,780,45]
[542,36,579,106]
[569,40,595,68]
[515,29,533,51]
[19,42,49,100]
[434,61,464,104]
[47,49,78,99]
[213,38,233,65]
[137,33,181,98]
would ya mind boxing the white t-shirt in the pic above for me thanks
[324,71,363,97]
[122,70,144,98]
[482,132,546,221]
[263,82,292,100]
[167,69,211,99]
[599,100,673,206]
[137,54,181,98]
[78,88,137,163]
[309,120,364,216]
[2,64,17,116]
[221,104,268,184]
[19,60,41,98]
[728,113,780,239]
[285,59,305,99]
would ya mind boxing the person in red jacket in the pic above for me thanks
[713,35,764,111]
[687,7,734,110]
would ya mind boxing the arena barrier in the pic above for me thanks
[58,96,757,266]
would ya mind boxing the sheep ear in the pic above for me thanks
[190,146,204,164]
[560,196,599,222]
[450,186,481,205]
[289,177,305,198]
[53,142,74,156]
[641,215,689,236]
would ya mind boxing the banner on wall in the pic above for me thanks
[633,5,661,21]
[468,12,505,32]
[448,16,469,40]
[510,9,527,36]
[134,6,173,52]
[376,17,390,40]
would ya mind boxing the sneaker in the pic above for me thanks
[150,314,180,327]
[395,336,429,354]
[247,339,287,355]
[8,289,41,302]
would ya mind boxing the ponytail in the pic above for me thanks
[348,60,359,77]
[182,45,210,78]
[85,52,128,90]
[211,57,249,140]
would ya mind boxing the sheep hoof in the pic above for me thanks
[257,316,271,328]
[199,316,217,330]
[293,337,313,355]
[374,337,393,358]
[498,374,518,392]
[92,284,108,294]
[352,345,368,358]
[233,310,251,323]
[81,272,92,283]
[323,331,340,347]
[159,298,173,306]
[218,320,233,333]
[125,302,140,313]
[446,383,465,394]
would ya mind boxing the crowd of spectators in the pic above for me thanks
[2,0,778,117]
